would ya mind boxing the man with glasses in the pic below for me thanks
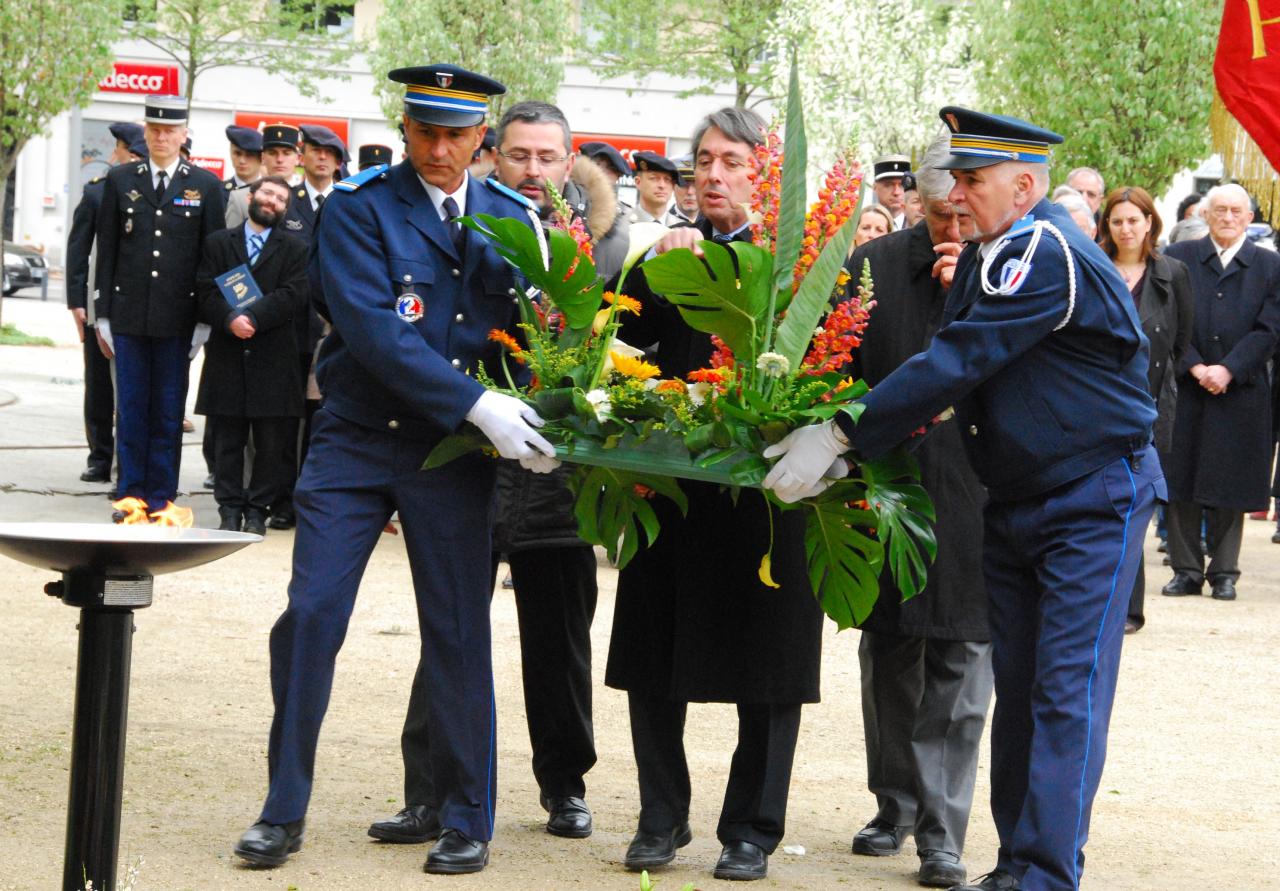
[1065,166,1105,219]
[1162,183,1280,602]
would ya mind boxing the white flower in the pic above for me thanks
[584,388,611,420]
[756,351,791,378]
[687,381,712,406]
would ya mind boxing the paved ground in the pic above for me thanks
[1,293,1278,890]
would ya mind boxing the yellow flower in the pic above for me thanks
[603,291,642,315]
[609,350,661,381]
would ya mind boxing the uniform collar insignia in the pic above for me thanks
[285,218,304,230]
[136,164,147,174]
[1007,213,1037,238]
[179,164,190,175]
[297,188,306,197]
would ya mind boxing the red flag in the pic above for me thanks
[1215,0,1280,171]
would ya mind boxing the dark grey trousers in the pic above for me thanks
[859,631,993,857]
[1167,501,1243,584]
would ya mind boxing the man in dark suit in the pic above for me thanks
[1162,183,1280,601]
[843,135,993,889]
[232,63,557,875]
[195,175,309,535]
[606,107,824,884]
[94,95,226,514]
[65,122,144,485]
[267,123,347,530]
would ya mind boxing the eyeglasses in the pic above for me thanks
[498,150,571,167]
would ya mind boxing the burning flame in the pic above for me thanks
[112,497,194,528]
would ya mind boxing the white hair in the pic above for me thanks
[1205,183,1251,210]
[1067,166,1105,192]
[916,128,957,202]
[1055,193,1096,236]
[1051,184,1082,201]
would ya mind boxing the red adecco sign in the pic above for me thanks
[572,133,669,165]
[99,62,181,96]
[234,112,350,148]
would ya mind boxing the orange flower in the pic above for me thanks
[633,483,656,499]
[487,329,522,353]
[603,291,642,315]
[655,379,687,395]
[609,351,661,380]
[687,367,730,383]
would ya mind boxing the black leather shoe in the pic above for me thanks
[1273,530,1280,544]
[368,805,440,843]
[80,467,111,483]
[917,850,966,887]
[543,795,592,838]
[243,511,268,536]
[203,473,216,489]
[852,817,908,856]
[1161,574,1202,597]
[233,819,304,867]
[1210,578,1237,601]
[424,828,488,874]
[713,839,768,881]
[218,509,243,532]
[950,870,1020,890]
[624,823,693,871]
[268,511,295,530]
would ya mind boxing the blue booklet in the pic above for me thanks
[215,264,263,312]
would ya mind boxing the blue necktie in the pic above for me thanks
[248,233,265,265]
[442,196,465,255]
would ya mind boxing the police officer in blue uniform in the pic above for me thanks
[233,63,559,876]
[762,108,1166,891]
[94,95,226,514]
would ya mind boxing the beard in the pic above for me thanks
[248,200,285,228]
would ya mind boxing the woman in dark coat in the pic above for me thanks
[1098,186,1193,631]
[607,210,823,881]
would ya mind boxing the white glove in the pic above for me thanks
[189,322,211,359]
[96,318,115,358]
[466,390,561,473]
[762,420,850,503]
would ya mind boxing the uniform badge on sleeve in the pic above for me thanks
[1000,258,1032,294]
[396,293,424,323]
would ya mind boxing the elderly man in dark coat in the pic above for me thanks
[842,136,992,889]
[1162,183,1280,602]
[195,175,309,534]
[606,107,823,884]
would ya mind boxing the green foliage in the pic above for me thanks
[368,0,569,126]
[581,0,784,107]
[0,324,55,347]
[130,0,353,99]
[971,0,1219,192]
[770,56,808,303]
[802,489,884,629]
[570,466,688,568]
[861,451,937,603]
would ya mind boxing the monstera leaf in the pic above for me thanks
[801,487,885,630]
[569,465,689,568]
[861,450,937,601]
[461,213,602,331]
[640,240,774,363]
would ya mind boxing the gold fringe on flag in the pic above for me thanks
[1211,91,1280,226]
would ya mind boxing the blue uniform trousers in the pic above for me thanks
[260,408,499,841]
[113,333,189,511]
[983,446,1162,891]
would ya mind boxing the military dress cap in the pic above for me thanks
[262,123,301,150]
[936,106,1064,170]
[225,124,263,154]
[143,95,188,125]
[873,154,912,181]
[108,122,144,147]
[632,151,684,185]
[579,141,630,178]
[181,135,192,153]
[127,139,150,160]
[901,171,917,192]
[358,143,393,169]
[300,123,350,161]
[387,64,506,127]
[672,153,695,182]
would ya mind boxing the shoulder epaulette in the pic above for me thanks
[89,175,104,185]
[333,164,389,193]
[483,177,536,210]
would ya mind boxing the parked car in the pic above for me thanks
[3,243,49,296]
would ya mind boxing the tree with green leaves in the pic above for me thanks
[131,0,354,100]
[971,0,1219,193]
[0,0,123,328]
[367,0,571,127]
[581,0,784,108]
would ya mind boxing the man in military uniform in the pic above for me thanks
[266,123,348,529]
[261,123,302,183]
[579,140,631,190]
[628,150,682,225]
[469,129,497,179]
[358,143,393,171]
[233,63,558,876]
[223,124,263,228]
[669,154,699,225]
[93,95,226,514]
[873,154,912,230]
[763,108,1165,891]
[65,122,145,484]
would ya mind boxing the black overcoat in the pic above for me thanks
[603,219,823,704]
[847,223,989,642]
[1163,236,1280,508]
[280,185,325,354]
[1136,252,1194,457]
[94,160,226,337]
[194,226,309,418]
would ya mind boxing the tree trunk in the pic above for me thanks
[0,149,19,331]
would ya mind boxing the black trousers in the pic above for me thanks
[401,544,599,806]
[628,693,802,854]
[1168,501,1244,584]
[271,353,314,520]
[858,631,992,857]
[1126,509,1158,626]
[82,329,115,474]
[211,415,295,514]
